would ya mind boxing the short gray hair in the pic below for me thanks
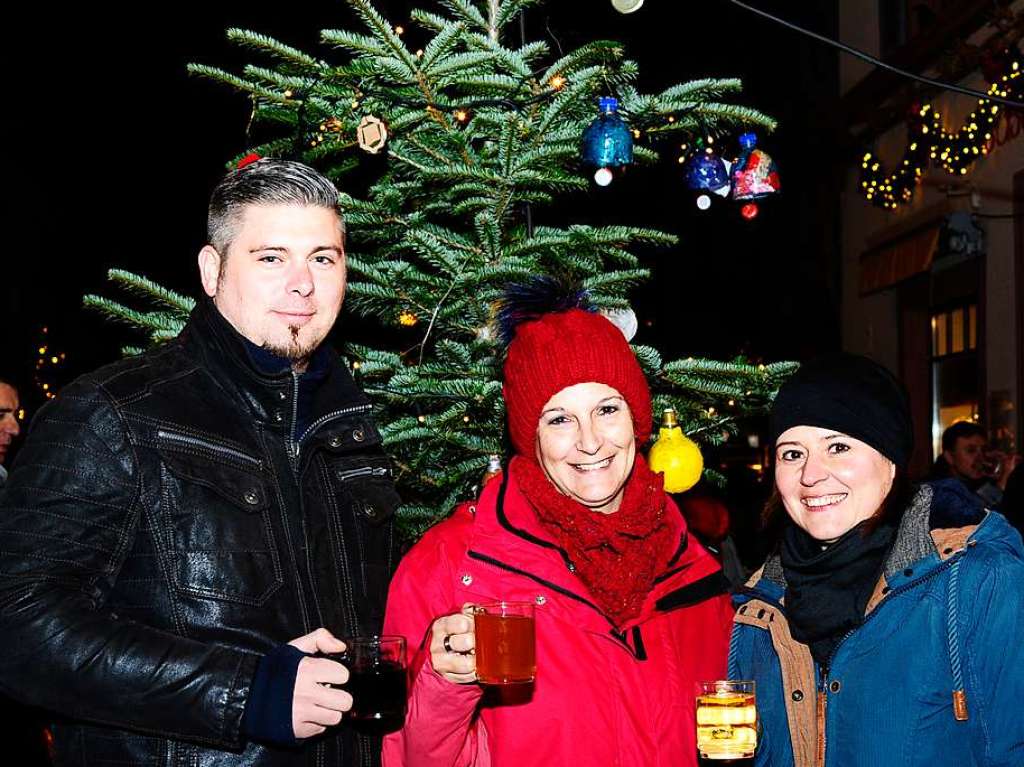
[207,158,345,253]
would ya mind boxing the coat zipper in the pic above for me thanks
[335,466,390,482]
[285,371,327,630]
[810,553,964,767]
[297,402,373,447]
[287,370,301,467]
[156,429,262,468]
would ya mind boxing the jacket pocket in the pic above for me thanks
[325,454,400,626]
[157,432,283,606]
[329,455,401,528]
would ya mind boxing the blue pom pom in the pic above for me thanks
[495,276,593,348]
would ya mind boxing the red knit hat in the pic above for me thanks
[502,308,652,456]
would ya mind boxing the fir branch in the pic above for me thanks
[320,29,394,58]
[345,0,420,75]
[410,9,449,32]
[243,65,311,92]
[225,28,323,70]
[106,270,196,314]
[428,51,500,79]
[420,21,465,69]
[631,345,663,375]
[82,296,184,335]
[541,40,625,82]
[685,102,777,132]
[187,64,292,103]
[438,0,489,34]
[496,0,544,29]
[658,77,743,102]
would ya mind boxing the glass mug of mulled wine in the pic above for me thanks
[330,635,407,731]
[695,680,758,760]
[472,601,536,685]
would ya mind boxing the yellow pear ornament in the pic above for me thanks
[647,409,703,492]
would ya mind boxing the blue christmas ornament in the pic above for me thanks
[582,97,633,171]
[682,149,729,193]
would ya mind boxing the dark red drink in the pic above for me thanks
[345,659,407,725]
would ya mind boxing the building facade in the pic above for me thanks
[839,0,1023,478]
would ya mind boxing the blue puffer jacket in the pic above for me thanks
[728,480,1024,767]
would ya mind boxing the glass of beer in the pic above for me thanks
[336,636,407,731]
[695,680,757,760]
[473,601,536,685]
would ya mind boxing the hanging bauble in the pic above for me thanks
[611,0,644,12]
[731,132,780,200]
[599,306,639,341]
[696,194,712,210]
[582,97,633,185]
[683,147,730,194]
[741,203,759,220]
[715,158,733,197]
[647,409,703,493]
[357,115,388,154]
[481,454,503,486]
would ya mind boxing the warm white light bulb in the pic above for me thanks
[611,0,644,12]
[594,167,614,186]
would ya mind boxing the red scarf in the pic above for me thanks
[511,454,678,629]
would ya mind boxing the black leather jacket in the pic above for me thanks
[0,300,400,766]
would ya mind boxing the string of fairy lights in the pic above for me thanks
[859,58,1021,211]
[33,327,65,401]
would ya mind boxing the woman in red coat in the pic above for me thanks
[383,280,732,766]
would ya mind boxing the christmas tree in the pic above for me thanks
[85,0,796,538]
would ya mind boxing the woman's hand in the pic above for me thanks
[430,603,477,684]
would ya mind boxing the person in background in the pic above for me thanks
[0,377,20,487]
[929,420,1021,508]
[677,489,747,588]
[729,354,1023,766]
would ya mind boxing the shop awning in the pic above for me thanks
[859,225,940,295]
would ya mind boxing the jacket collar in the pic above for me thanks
[179,298,369,433]
[468,468,728,634]
[751,479,989,596]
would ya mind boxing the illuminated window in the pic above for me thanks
[930,302,979,457]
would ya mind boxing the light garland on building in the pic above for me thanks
[859,57,1020,210]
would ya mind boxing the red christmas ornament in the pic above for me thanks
[741,203,759,220]
[237,153,262,169]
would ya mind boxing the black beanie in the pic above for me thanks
[770,354,914,467]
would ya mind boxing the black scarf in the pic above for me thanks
[781,520,896,667]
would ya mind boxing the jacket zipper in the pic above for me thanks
[282,371,326,636]
[335,466,390,482]
[287,370,301,467]
[810,553,964,766]
[156,429,262,468]
[297,402,373,447]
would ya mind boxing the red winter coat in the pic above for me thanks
[382,469,732,767]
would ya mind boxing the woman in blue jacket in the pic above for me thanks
[728,354,1023,767]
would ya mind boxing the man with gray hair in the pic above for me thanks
[0,159,400,766]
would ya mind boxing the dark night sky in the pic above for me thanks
[6,0,842,423]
